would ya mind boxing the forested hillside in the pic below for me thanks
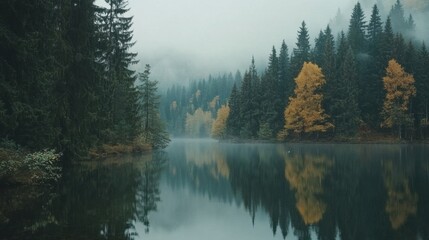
[216,1,429,140]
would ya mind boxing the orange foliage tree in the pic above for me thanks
[283,62,333,137]
[381,59,416,139]
[284,153,333,225]
[211,105,230,139]
[383,160,418,229]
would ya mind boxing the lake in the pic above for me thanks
[1,139,428,240]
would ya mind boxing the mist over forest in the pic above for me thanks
[126,0,429,89]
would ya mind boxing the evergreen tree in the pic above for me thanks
[239,71,255,138]
[320,26,336,117]
[348,2,367,53]
[389,0,406,33]
[393,33,406,65]
[260,47,283,137]
[226,84,241,137]
[137,65,170,149]
[290,21,311,79]
[62,0,105,157]
[360,17,394,128]
[97,0,140,143]
[403,41,416,74]
[313,30,326,64]
[332,47,360,135]
[414,43,429,138]
[278,40,292,104]
[237,58,260,138]
[367,4,383,53]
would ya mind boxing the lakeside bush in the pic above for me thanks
[0,140,61,185]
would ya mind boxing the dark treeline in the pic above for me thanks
[224,1,429,140]
[0,0,168,160]
[161,72,241,136]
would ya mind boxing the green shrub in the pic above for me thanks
[23,149,62,183]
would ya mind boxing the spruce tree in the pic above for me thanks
[290,21,311,79]
[97,0,140,143]
[348,2,367,53]
[260,47,283,137]
[239,71,255,138]
[367,4,383,54]
[278,41,292,104]
[137,65,170,149]
[333,47,361,135]
[226,83,241,137]
[414,43,429,138]
[321,26,336,117]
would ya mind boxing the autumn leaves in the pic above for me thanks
[283,62,334,137]
[282,59,415,139]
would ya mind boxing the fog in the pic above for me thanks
[105,0,429,88]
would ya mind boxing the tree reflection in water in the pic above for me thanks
[163,142,429,240]
[0,152,167,240]
[284,152,332,225]
[2,142,429,240]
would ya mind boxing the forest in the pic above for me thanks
[162,1,429,141]
[0,0,169,184]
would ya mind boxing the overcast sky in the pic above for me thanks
[96,0,428,88]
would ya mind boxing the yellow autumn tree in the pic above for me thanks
[283,62,333,137]
[284,153,333,225]
[383,160,418,229]
[381,59,416,139]
[211,105,230,139]
[185,108,213,137]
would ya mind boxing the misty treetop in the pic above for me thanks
[161,72,240,137]
[0,0,169,161]
[218,0,429,140]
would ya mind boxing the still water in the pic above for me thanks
[1,139,429,240]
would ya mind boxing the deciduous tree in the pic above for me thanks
[381,59,416,139]
[211,105,230,139]
[284,62,334,137]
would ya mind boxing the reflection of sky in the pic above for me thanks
[135,180,288,240]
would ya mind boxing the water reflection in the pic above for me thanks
[159,141,429,240]
[0,152,166,240]
[1,141,429,240]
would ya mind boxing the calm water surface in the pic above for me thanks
[1,139,428,240]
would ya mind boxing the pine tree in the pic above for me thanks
[290,21,311,79]
[283,62,334,137]
[381,59,416,139]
